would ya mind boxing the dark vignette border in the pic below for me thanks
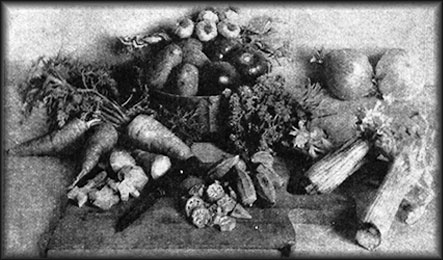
[0,1,442,259]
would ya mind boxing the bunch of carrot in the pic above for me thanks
[8,93,194,207]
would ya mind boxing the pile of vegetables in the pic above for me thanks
[140,7,276,97]
[8,5,435,242]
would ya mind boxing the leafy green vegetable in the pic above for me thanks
[18,55,132,131]
[225,74,308,156]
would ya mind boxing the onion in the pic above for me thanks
[174,17,194,39]
[217,20,241,38]
[195,20,218,42]
[319,49,375,101]
[375,48,425,101]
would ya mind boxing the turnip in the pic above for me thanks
[126,114,194,160]
[313,49,375,100]
[375,48,425,100]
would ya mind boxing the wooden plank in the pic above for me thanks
[47,155,359,257]
[47,188,299,257]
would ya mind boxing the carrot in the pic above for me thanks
[126,114,193,160]
[7,118,101,156]
[68,123,119,189]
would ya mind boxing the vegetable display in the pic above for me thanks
[8,5,436,249]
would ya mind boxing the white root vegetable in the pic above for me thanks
[89,185,120,210]
[67,171,107,207]
[132,149,172,180]
[117,165,149,201]
[109,149,136,173]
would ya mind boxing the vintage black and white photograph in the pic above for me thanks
[2,2,441,258]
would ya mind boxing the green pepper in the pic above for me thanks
[229,47,269,83]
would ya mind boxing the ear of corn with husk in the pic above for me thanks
[302,137,370,195]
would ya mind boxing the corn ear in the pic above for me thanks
[355,141,424,251]
[303,137,370,194]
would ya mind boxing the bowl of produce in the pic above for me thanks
[139,7,273,135]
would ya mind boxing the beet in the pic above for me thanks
[321,49,375,101]
[198,61,240,96]
[375,48,425,100]
[204,37,241,61]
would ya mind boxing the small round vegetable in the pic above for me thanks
[229,48,269,82]
[175,17,194,39]
[219,8,240,24]
[198,61,240,95]
[218,215,237,232]
[375,48,425,100]
[110,149,136,173]
[204,37,241,61]
[198,9,219,23]
[217,194,237,215]
[180,175,205,195]
[217,20,241,38]
[206,181,226,202]
[185,196,205,217]
[190,205,211,228]
[321,49,375,100]
[195,20,218,42]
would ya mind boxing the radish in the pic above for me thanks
[7,118,100,156]
[68,123,119,189]
[313,49,375,100]
[126,114,193,161]
[375,48,425,100]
